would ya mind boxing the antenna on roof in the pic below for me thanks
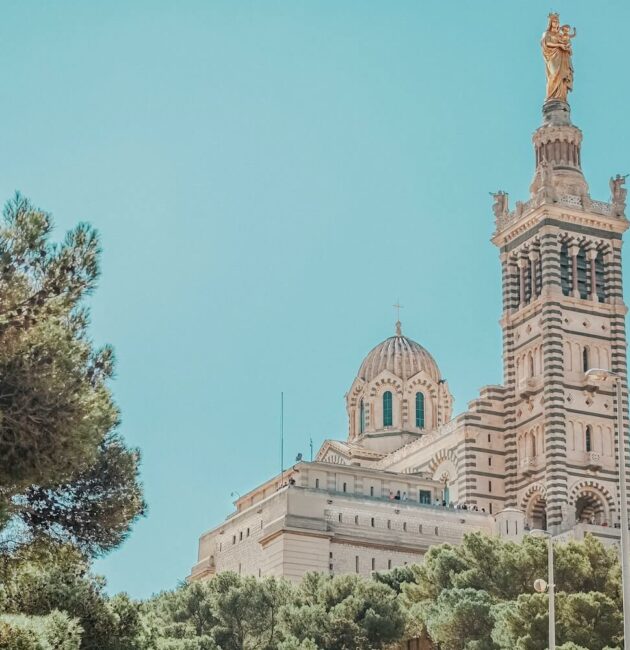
[280,392,284,487]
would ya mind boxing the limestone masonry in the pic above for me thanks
[189,35,629,584]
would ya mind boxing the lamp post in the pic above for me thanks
[531,528,555,650]
[585,368,630,649]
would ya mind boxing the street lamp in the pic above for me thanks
[585,367,630,649]
[530,528,555,650]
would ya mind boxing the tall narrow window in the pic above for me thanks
[583,346,590,372]
[355,556,359,573]
[560,243,571,296]
[359,399,365,434]
[383,391,393,427]
[585,425,593,452]
[415,392,425,429]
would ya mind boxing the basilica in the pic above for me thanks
[189,16,629,583]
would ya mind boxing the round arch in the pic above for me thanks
[569,480,614,525]
[520,483,548,530]
[430,454,459,504]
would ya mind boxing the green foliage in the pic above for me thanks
[281,572,405,650]
[491,594,550,650]
[145,572,292,650]
[18,434,146,557]
[145,571,405,650]
[0,544,144,650]
[0,193,107,490]
[0,620,41,650]
[0,533,622,650]
[0,611,82,650]
[492,591,623,650]
[0,193,145,557]
[372,564,415,594]
[423,588,496,650]
[403,532,623,650]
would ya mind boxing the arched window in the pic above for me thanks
[383,391,393,427]
[585,425,593,452]
[415,392,425,429]
[359,399,365,434]
[583,346,590,372]
[528,353,535,377]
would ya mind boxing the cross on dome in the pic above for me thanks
[393,301,403,336]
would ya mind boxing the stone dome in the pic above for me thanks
[357,323,442,383]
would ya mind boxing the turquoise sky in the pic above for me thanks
[2,1,629,598]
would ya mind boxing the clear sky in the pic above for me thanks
[1,1,629,598]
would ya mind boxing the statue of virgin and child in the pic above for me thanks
[541,13,576,102]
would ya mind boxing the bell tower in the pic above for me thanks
[491,15,629,533]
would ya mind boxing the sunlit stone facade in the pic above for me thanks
[190,64,629,585]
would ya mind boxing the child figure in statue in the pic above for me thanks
[559,24,577,52]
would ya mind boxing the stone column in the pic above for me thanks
[500,252,518,507]
[586,248,598,302]
[540,226,569,532]
[518,257,528,308]
[609,239,629,525]
[529,250,540,299]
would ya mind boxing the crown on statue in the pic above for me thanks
[547,12,560,26]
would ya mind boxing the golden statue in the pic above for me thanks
[541,13,576,102]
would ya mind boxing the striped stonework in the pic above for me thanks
[494,201,629,532]
[539,226,568,530]
[609,240,630,521]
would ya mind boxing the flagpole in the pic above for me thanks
[280,392,284,487]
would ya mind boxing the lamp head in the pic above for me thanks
[534,578,548,593]
[585,368,616,381]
